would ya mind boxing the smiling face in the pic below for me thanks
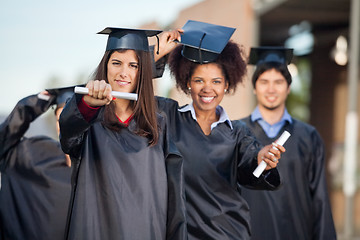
[188,63,228,114]
[107,50,139,93]
[254,68,290,111]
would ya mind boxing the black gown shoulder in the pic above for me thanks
[241,115,337,240]
[0,94,71,240]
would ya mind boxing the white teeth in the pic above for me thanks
[117,81,129,86]
[266,96,276,101]
[201,97,214,102]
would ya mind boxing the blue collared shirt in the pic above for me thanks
[178,102,233,130]
[251,106,292,138]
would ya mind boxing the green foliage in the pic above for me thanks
[286,57,311,122]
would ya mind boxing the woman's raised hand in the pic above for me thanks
[154,29,183,62]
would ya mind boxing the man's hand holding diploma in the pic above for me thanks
[254,131,290,178]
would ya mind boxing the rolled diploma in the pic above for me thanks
[74,86,138,101]
[253,130,291,178]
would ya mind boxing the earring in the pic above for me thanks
[224,89,228,93]
[188,87,191,90]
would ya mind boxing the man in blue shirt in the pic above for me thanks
[241,47,337,240]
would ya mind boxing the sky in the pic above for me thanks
[0,0,203,115]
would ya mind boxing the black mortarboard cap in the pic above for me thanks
[98,27,162,52]
[179,20,236,64]
[248,47,294,65]
[46,85,84,106]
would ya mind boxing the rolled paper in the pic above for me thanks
[74,86,138,101]
[253,130,291,178]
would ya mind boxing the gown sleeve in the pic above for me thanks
[163,131,187,240]
[156,98,187,239]
[156,96,179,117]
[235,121,281,190]
[0,94,55,162]
[308,130,337,239]
[59,94,99,160]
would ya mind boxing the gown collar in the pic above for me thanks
[251,106,292,124]
[250,106,292,138]
[178,102,233,130]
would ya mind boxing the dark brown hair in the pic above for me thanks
[168,40,247,94]
[251,62,292,88]
[93,49,159,146]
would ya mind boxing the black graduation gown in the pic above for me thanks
[241,116,337,240]
[59,95,187,240]
[156,97,281,240]
[0,95,72,240]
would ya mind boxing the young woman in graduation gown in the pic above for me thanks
[0,91,72,240]
[154,21,285,240]
[59,28,186,240]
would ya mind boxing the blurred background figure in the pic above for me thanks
[241,47,336,240]
[0,87,75,240]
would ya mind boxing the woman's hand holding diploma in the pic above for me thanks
[82,80,113,107]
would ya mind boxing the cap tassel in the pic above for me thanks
[156,35,160,55]
[198,33,206,64]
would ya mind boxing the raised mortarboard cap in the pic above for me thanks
[248,47,294,65]
[179,20,236,64]
[46,85,85,106]
[97,27,162,52]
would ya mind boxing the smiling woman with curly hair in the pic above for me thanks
[155,20,286,240]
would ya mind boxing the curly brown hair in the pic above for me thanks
[168,40,247,94]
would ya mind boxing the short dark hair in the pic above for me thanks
[252,62,292,88]
[168,41,247,94]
